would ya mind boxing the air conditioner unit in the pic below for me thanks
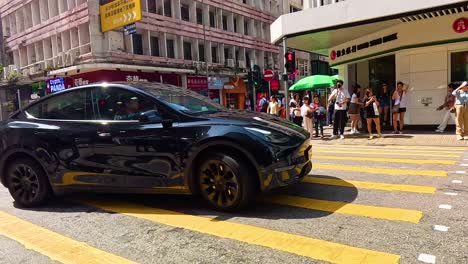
[227,59,235,67]
[238,60,246,68]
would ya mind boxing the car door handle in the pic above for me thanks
[97,132,112,137]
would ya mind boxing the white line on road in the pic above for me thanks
[444,192,458,196]
[455,171,466,174]
[439,204,452,210]
[433,225,449,232]
[451,180,463,184]
[460,164,468,167]
[418,253,436,264]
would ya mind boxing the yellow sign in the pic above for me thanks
[100,0,142,33]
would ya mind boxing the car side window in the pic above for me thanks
[25,89,90,120]
[90,87,162,122]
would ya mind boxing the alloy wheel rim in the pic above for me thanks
[200,161,239,208]
[10,164,40,203]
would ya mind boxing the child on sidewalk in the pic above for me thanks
[312,95,326,138]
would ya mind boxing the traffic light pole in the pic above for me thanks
[283,37,290,121]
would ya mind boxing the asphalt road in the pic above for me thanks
[0,144,467,264]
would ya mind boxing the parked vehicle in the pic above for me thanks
[0,83,312,211]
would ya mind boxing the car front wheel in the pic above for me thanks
[6,158,51,208]
[198,152,256,212]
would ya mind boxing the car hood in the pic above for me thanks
[199,110,309,139]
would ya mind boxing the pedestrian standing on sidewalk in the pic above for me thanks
[290,94,303,126]
[328,80,350,139]
[312,94,326,138]
[327,97,335,127]
[435,83,456,133]
[391,81,409,134]
[267,96,279,116]
[259,95,268,112]
[364,88,383,139]
[452,81,468,140]
[378,83,391,127]
[301,96,315,137]
[349,85,363,134]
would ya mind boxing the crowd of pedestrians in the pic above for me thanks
[256,79,468,141]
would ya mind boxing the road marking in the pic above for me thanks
[312,150,460,158]
[433,225,449,232]
[0,211,136,264]
[313,155,455,165]
[314,164,447,177]
[304,176,436,194]
[418,253,436,264]
[451,180,463,184]
[455,171,466,174]
[460,164,468,167]
[83,200,400,264]
[444,192,458,196]
[313,147,463,156]
[313,145,465,153]
[267,195,422,223]
[439,204,452,210]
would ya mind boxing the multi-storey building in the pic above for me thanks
[0,0,312,117]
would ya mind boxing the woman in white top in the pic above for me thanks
[349,85,363,134]
[392,81,409,134]
[301,96,314,136]
[267,96,279,116]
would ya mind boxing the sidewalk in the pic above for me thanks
[310,126,468,147]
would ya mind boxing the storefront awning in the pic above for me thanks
[271,0,468,55]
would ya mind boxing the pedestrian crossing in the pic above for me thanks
[0,144,465,264]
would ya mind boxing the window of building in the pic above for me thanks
[451,51,468,82]
[290,5,301,13]
[132,34,143,55]
[211,46,218,63]
[244,21,249,35]
[224,48,229,61]
[166,39,175,58]
[183,42,192,60]
[196,8,203,24]
[181,4,190,21]
[209,11,216,27]
[199,44,205,62]
[234,18,238,32]
[148,0,157,13]
[150,36,160,57]
[222,15,228,31]
[163,0,172,17]
[242,0,247,4]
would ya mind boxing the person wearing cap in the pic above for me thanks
[452,81,468,140]
[328,80,350,139]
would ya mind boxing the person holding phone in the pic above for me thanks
[328,80,350,139]
[364,89,383,139]
[392,81,409,134]
[452,81,468,140]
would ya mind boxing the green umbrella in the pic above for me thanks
[289,75,335,91]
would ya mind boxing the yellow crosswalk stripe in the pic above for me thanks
[314,163,447,177]
[0,211,136,264]
[304,176,436,194]
[314,145,465,153]
[83,200,400,264]
[312,149,460,158]
[313,155,455,165]
[267,195,422,223]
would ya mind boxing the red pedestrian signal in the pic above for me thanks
[285,51,296,74]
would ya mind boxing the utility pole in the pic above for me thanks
[283,37,290,120]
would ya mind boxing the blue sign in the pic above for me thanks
[124,23,137,35]
[47,77,66,94]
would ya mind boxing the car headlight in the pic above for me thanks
[245,127,290,144]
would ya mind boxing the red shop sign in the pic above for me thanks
[71,70,181,87]
[187,76,208,90]
[453,17,468,33]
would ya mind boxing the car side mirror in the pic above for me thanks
[162,119,173,129]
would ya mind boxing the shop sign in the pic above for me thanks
[208,77,229,89]
[100,0,142,33]
[187,76,208,91]
[47,77,66,93]
[71,70,179,87]
[453,17,467,33]
[223,84,235,89]
[124,23,137,35]
[330,33,398,61]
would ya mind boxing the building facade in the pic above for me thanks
[272,0,468,125]
[0,0,312,118]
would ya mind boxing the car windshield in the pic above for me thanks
[133,83,224,114]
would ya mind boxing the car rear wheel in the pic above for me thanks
[6,158,51,208]
[198,152,256,211]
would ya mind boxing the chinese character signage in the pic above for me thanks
[453,17,467,34]
[187,76,208,90]
[100,0,142,33]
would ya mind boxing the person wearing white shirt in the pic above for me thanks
[301,96,314,136]
[391,81,409,134]
[328,80,350,139]
[267,96,279,116]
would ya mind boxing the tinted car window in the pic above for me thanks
[25,89,89,120]
[90,87,162,121]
